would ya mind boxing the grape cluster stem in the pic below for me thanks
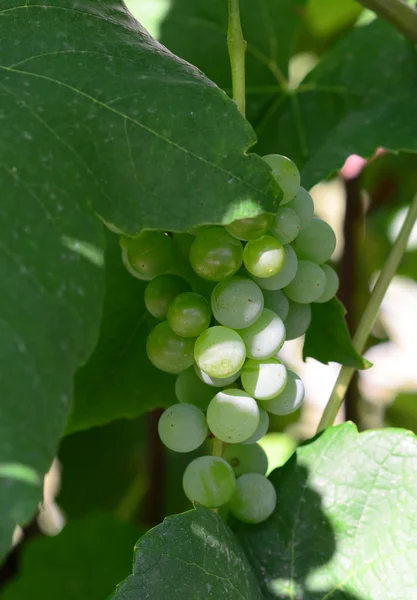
[317,193,417,432]
[228,0,246,117]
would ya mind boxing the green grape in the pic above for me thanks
[223,443,268,477]
[207,389,260,443]
[175,367,216,411]
[315,264,339,303]
[284,300,312,340]
[284,260,326,303]
[262,289,289,321]
[158,403,208,453]
[229,473,277,523]
[144,275,190,320]
[263,370,305,415]
[241,358,287,401]
[194,363,241,388]
[240,308,285,359]
[287,187,314,229]
[271,207,300,245]
[121,231,174,280]
[263,154,300,204]
[241,406,269,445]
[243,235,285,278]
[292,217,336,263]
[146,321,195,374]
[173,232,194,259]
[225,213,274,241]
[167,292,211,338]
[251,244,298,290]
[194,326,246,379]
[182,456,235,508]
[189,227,243,281]
[211,277,264,330]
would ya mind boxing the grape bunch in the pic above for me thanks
[120,154,339,524]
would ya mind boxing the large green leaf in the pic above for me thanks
[2,515,142,600]
[112,504,263,600]
[234,423,417,599]
[0,0,279,559]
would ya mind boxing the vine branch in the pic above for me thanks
[317,193,417,432]
[228,0,246,116]
[356,0,417,43]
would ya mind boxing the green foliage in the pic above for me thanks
[2,516,142,600]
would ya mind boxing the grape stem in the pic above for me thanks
[228,0,246,116]
[355,0,417,43]
[212,437,224,458]
[317,193,417,433]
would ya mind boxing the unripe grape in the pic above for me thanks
[287,187,314,228]
[251,244,298,290]
[241,406,270,445]
[284,301,312,340]
[211,277,264,330]
[315,264,339,303]
[230,473,277,523]
[158,404,208,452]
[146,321,195,374]
[189,227,243,281]
[194,326,246,379]
[223,443,268,477]
[207,389,260,444]
[121,231,173,280]
[167,292,211,337]
[225,213,274,241]
[262,289,289,320]
[292,217,336,264]
[263,154,300,204]
[240,308,285,359]
[271,207,300,244]
[263,370,305,415]
[183,456,235,508]
[243,235,285,278]
[241,358,287,401]
[175,367,216,411]
[144,275,189,320]
[284,260,326,303]
[193,363,241,388]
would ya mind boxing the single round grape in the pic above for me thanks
[271,207,300,245]
[158,404,208,452]
[144,275,190,320]
[262,289,289,320]
[175,367,215,411]
[263,370,305,415]
[284,260,326,303]
[292,217,336,264]
[173,232,194,259]
[223,443,268,477]
[315,264,339,303]
[182,456,235,508]
[241,358,287,401]
[240,308,285,359]
[207,389,260,443]
[194,326,246,379]
[211,277,264,330]
[146,321,195,374]
[287,187,314,229]
[189,227,243,281]
[243,235,285,278]
[121,231,174,280]
[225,213,274,241]
[263,154,300,204]
[251,245,298,290]
[194,363,241,388]
[229,473,277,523]
[167,292,211,338]
[241,406,269,445]
[284,301,312,340]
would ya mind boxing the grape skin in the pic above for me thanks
[241,406,269,445]
[315,264,339,303]
[167,292,211,338]
[229,473,277,523]
[271,207,300,245]
[225,213,273,241]
[243,235,285,278]
[263,154,300,204]
[223,443,268,477]
[194,363,242,388]
[207,389,260,443]
[241,358,287,401]
[145,275,190,320]
[175,367,216,411]
[262,289,289,320]
[182,456,236,508]
[292,217,336,264]
[189,227,243,281]
[194,326,246,379]
[240,308,286,359]
[122,231,174,280]
[251,244,298,290]
[146,321,195,374]
[284,301,312,340]
[284,260,326,303]
[211,277,264,330]
[158,403,208,453]
[263,370,305,415]
[286,187,314,228]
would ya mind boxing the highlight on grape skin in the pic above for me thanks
[118,160,339,524]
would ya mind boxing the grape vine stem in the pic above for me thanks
[317,193,417,432]
[356,0,417,43]
[228,0,246,116]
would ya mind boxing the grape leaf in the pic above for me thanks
[233,423,417,599]
[111,504,263,600]
[303,299,370,369]
[0,0,279,558]
[2,515,143,600]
